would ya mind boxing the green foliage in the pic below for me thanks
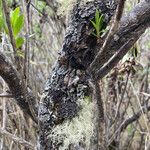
[10,7,20,27]
[127,124,134,135]
[0,13,4,32]
[15,36,24,49]
[90,9,106,38]
[10,7,25,49]
[0,6,25,49]
[13,14,24,36]
[10,7,24,37]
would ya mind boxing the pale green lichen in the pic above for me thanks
[49,96,96,150]
[57,0,75,17]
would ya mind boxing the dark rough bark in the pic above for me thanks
[0,0,150,150]
[89,1,150,79]
[38,0,150,149]
[38,0,117,149]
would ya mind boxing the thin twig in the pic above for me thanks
[0,93,13,98]
[0,80,7,149]
[95,39,132,80]
[0,50,38,123]
[107,105,150,147]
[88,0,126,75]
[89,80,105,150]
[120,105,150,132]
[129,80,150,133]
[10,129,18,150]
[0,128,35,149]
[2,0,20,69]
[114,69,130,119]
[30,2,45,16]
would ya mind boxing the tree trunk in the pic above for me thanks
[38,1,117,149]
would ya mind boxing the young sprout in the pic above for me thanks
[90,9,105,38]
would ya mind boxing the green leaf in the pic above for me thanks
[90,20,97,30]
[127,124,134,135]
[98,14,104,30]
[10,7,20,28]
[0,0,2,9]
[15,37,24,48]
[0,14,4,31]
[95,9,99,24]
[90,9,105,38]
[13,14,24,36]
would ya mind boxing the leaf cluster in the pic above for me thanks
[90,9,106,38]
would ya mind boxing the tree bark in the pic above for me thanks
[38,0,150,149]
[0,0,150,150]
[38,1,117,149]
[0,51,37,123]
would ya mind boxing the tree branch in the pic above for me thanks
[0,51,37,123]
[120,105,150,131]
[95,39,132,79]
[88,0,126,75]
[2,0,20,69]
[0,128,35,149]
[88,1,150,79]
[0,93,13,98]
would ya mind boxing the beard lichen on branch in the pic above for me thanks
[49,87,97,150]
[38,61,96,149]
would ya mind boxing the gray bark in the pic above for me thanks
[38,1,117,149]
[0,0,150,150]
[38,0,150,149]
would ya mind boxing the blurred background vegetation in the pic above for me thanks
[0,0,150,149]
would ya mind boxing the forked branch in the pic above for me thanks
[88,1,150,79]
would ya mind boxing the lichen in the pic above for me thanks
[49,96,96,150]
[57,0,75,17]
